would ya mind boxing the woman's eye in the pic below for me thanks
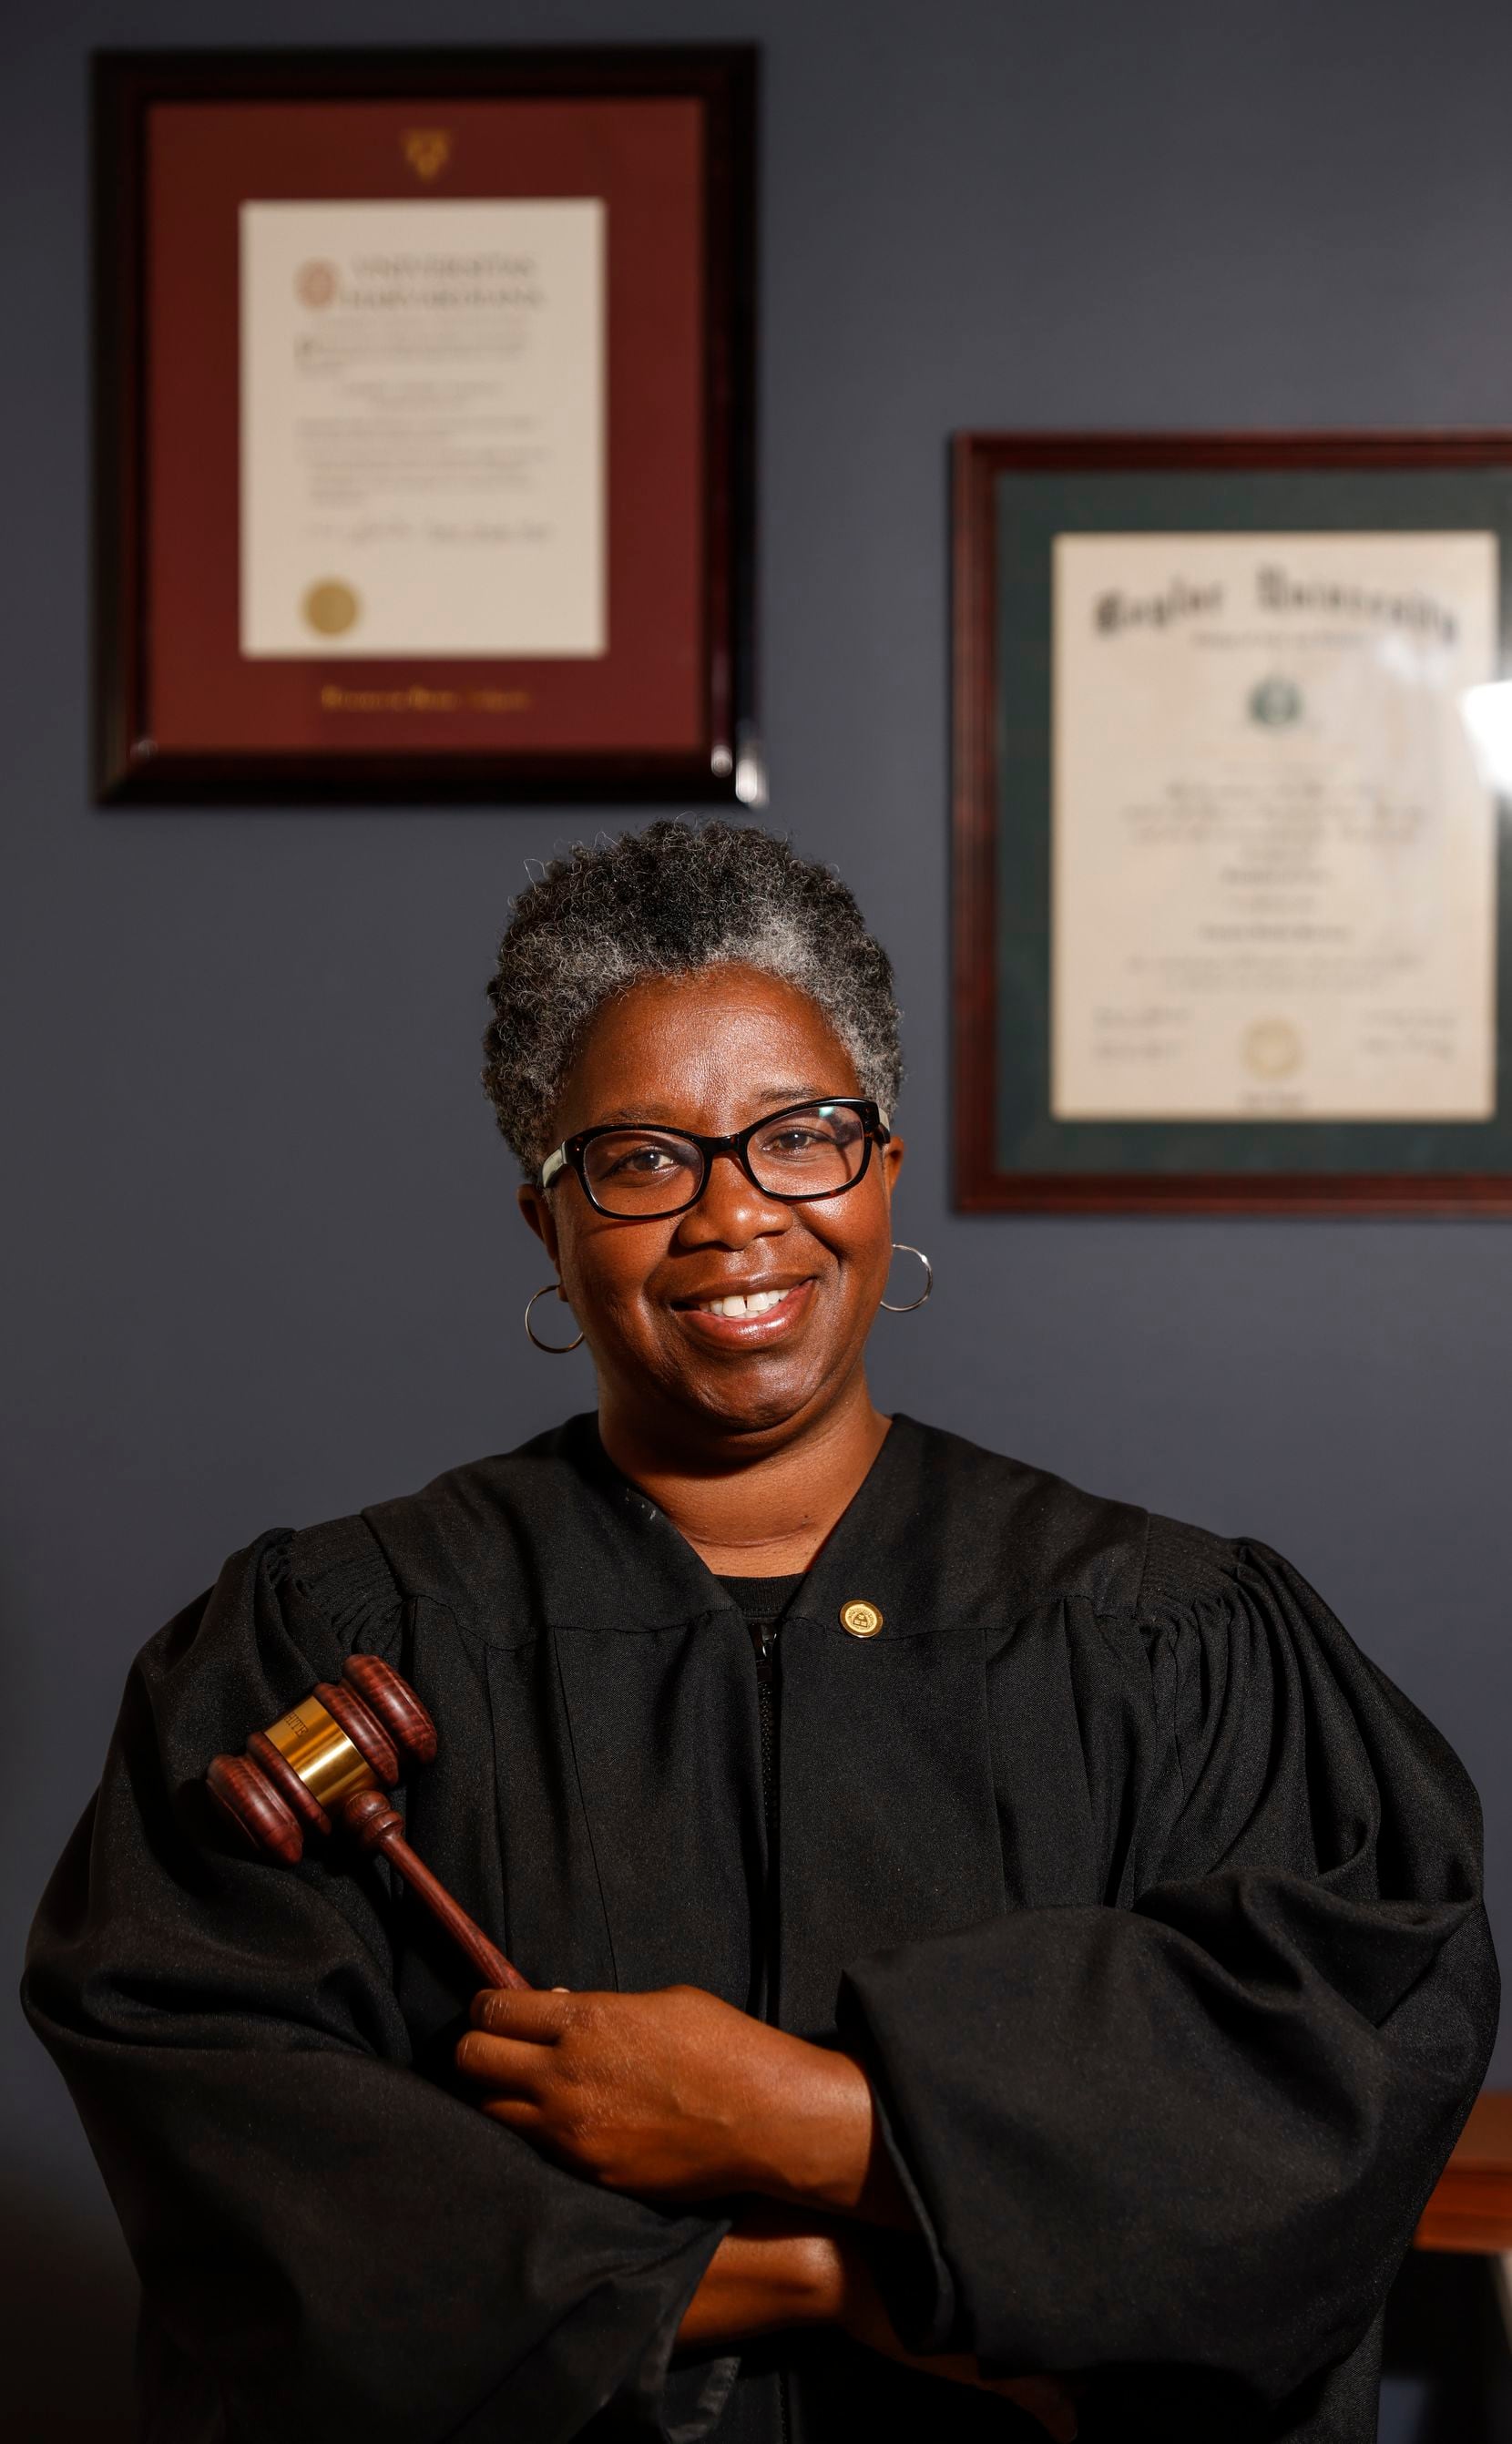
[606,1143,679,1177]
[763,1124,848,1156]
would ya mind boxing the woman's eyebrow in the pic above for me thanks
[588,1086,833,1130]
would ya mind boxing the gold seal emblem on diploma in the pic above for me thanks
[1242,1018,1304,1081]
[293,260,339,310]
[301,580,361,638]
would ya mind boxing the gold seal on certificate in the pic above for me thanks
[301,580,360,637]
[1242,1017,1304,1081]
[1050,531,1498,1123]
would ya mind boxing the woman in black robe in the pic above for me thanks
[25,822,1497,2444]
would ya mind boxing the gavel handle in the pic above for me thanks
[340,1790,530,1991]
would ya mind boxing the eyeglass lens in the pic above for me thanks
[581,1102,870,1216]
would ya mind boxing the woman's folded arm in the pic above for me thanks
[22,1535,731,2444]
[838,1545,1498,2401]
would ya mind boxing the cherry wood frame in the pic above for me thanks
[953,430,1512,1214]
[1415,2091,1512,2253]
[93,46,758,805]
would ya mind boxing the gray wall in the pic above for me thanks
[5,1,1509,2432]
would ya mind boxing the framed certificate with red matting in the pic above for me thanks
[93,47,757,803]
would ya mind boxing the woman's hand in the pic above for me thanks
[674,2204,848,2348]
[832,2243,1078,2440]
[455,1983,907,2222]
[459,2000,1074,2440]
[676,2214,1077,2442]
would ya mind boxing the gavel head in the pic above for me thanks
[206,1655,437,1865]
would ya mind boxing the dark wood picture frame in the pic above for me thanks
[94,46,758,804]
[954,430,1512,1214]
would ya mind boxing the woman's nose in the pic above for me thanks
[672,1150,791,1249]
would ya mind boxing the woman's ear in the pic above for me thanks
[882,1132,905,1196]
[517,1182,560,1263]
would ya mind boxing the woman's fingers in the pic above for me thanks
[833,2238,1076,2436]
[905,2362,1076,2438]
[477,2094,547,2132]
[469,1986,573,2039]
[455,2030,554,2091]
[989,2377,1078,2442]
[878,2353,1076,2438]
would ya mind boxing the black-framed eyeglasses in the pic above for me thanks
[538,1098,892,1221]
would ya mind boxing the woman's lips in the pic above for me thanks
[673,1278,815,1345]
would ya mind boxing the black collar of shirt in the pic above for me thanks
[718,1570,807,1619]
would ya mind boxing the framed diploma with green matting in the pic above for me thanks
[953,431,1512,1212]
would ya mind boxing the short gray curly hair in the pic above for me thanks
[482,821,904,1174]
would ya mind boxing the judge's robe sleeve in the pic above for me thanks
[21,1531,730,2444]
[840,1539,1500,2403]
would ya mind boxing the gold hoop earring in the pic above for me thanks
[525,1283,585,1354]
[881,1242,933,1314]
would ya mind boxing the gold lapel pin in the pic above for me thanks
[840,1600,884,1638]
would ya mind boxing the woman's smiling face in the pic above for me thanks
[518,966,904,1443]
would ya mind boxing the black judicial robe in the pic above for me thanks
[24,1415,1498,2444]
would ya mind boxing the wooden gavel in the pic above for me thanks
[207,1654,529,1990]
